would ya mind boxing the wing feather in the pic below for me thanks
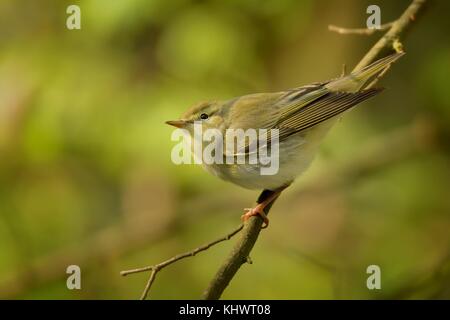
[226,85,383,156]
[275,88,383,141]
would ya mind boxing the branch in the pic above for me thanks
[203,190,276,299]
[328,22,394,35]
[352,0,428,72]
[120,224,243,300]
[202,0,428,300]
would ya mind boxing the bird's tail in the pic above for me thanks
[326,52,405,92]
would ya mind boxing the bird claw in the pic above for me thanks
[241,206,269,229]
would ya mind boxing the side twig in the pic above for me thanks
[120,224,243,300]
[328,22,394,35]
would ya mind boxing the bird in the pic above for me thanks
[166,52,404,227]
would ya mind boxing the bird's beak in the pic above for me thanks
[165,120,187,128]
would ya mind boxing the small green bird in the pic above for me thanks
[166,52,404,227]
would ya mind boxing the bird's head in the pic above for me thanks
[166,101,225,135]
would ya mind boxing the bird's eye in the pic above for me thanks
[200,113,209,120]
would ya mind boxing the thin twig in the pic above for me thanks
[328,22,394,35]
[141,269,157,300]
[120,224,243,299]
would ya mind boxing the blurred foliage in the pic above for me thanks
[0,0,449,299]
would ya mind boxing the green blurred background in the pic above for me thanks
[0,0,449,299]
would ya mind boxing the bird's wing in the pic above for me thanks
[223,52,405,156]
[223,83,329,156]
[226,83,382,157]
[273,87,384,141]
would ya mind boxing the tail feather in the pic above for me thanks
[326,52,405,93]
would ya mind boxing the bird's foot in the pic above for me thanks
[241,204,269,229]
[240,186,289,229]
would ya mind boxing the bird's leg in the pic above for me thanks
[241,186,287,229]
